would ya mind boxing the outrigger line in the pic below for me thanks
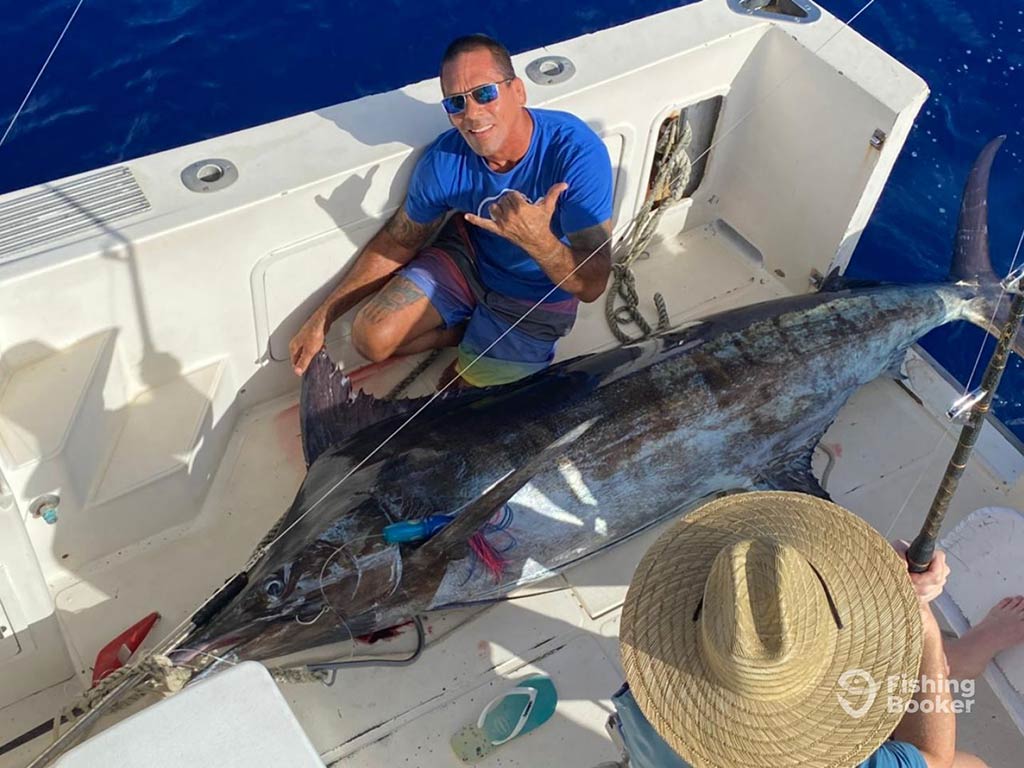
[0,0,86,149]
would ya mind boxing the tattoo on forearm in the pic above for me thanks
[384,208,443,250]
[362,276,426,324]
[567,222,613,262]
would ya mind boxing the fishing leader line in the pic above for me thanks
[961,224,1024,396]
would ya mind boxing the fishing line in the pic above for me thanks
[886,220,1024,539]
[170,648,239,670]
[114,0,892,683]
[317,536,373,606]
[311,532,400,665]
[961,223,1024,395]
[334,614,357,663]
[0,0,86,149]
[882,430,954,540]
[295,607,328,626]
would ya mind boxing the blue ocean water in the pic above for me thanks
[2,1,1023,429]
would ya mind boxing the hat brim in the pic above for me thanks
[620,491,923,768]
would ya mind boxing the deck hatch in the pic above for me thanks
[0,166,151,264]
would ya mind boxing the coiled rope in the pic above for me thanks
[52,654,189,742]
[605,115,693,343]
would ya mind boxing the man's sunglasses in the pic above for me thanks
[441,79,512,115]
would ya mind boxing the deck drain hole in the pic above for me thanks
[197,163,224,183]
[181,157,239,193]
[526,55,576,85]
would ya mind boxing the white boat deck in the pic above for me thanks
[1,2,1022,765]
[6,219,1024,767]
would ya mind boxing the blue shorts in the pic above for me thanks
[398,217,579,387]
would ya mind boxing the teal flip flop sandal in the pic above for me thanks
[451,673,558,763]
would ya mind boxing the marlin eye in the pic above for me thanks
[263,574,285,600]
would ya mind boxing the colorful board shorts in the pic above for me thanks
[398,217,579,387]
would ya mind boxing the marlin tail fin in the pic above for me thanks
[951,136,1024,358]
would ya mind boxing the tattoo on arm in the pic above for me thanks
[384,207,444,250]
[361,275,427,325]
[567,221,613,264]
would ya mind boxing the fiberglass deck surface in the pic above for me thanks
[4,223,1024,766]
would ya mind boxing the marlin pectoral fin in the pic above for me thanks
[885,355,910,383]
[817,267,848,293]
[816,267,882,294]
[755,440,831,500]
[410,419,599,563]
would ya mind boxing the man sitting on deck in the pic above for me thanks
[289,33,614,387]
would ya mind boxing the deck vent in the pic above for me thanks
[727,0,821,23]
[0,166,150,265]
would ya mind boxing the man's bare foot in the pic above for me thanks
[946,595,1024,679]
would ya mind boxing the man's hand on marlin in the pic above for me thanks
[464,182,569,258]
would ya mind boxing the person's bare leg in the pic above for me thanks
[945,595,1024,680]
[393,324,465,356]
[951,750,989,767]
[937,598,1024,768]
[351,275,444,362]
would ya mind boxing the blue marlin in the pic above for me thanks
[174,137,1016,667]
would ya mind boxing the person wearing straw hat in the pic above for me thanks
[615,490,1005,768]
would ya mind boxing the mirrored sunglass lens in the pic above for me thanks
[472,83,499,104]
[442,94,466,114]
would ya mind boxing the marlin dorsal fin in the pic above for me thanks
[410,418,598,562]
[300,349,441,466]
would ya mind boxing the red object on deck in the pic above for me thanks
[348,357,401,385]
[91,612,160,686]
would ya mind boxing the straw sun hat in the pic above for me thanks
[620,491,923,768]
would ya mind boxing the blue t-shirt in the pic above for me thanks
[858,741,928,768]
[404,108,613,301]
